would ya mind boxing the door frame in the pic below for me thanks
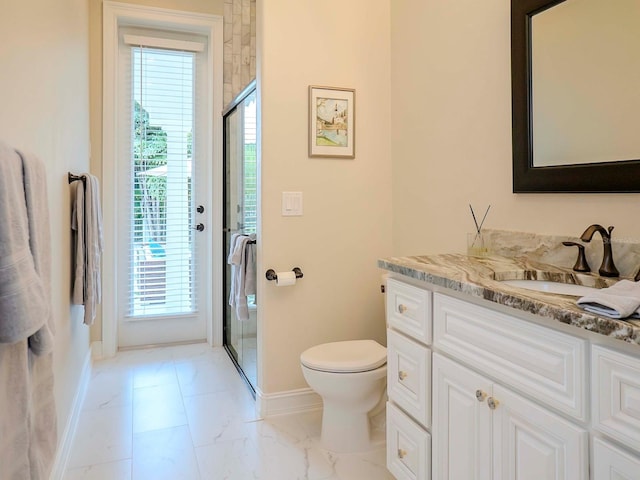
[102,1,224,356]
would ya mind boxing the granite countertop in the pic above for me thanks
[379,254,640,346]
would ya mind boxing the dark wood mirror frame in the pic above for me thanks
[511,0,640,193]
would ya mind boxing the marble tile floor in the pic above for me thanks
[64,343,393,480]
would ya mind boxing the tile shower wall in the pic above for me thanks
[224,0,256,106]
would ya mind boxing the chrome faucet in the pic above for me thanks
[580,224,619,277]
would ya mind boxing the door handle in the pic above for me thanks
[197,205,204,214]
[194,223,205,232]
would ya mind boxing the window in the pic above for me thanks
[127,44,196,317]
[118,29,209,325]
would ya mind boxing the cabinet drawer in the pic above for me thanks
[387,329,431,428]
[386,278,432,344]
[434,293,587,421]
[592,345,640,451]
[593,437,640,479]
[386,402,431,480]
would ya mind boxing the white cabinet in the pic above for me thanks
[592,345,640,452]
[432,352,492,480]
[387,329,431,427]
[386,279,432,480]
[386,277,432,345]
[432,353,588,480]
[385,276,640,480]
[387,402,431,480]
[593,437,640,479]
[491,383,588,480]
[434,293,587,421]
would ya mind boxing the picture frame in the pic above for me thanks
[308,86,355,158]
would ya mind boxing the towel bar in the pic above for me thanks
[68,172,86,184]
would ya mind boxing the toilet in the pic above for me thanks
[300,339,387,453]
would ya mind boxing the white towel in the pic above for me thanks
[244,234,256,297]
[71,173,103,325]
[19,148,55,354]
[0,142,57,479]
[0,142,53,355]
[227,234,256,321]
[577,279,640,319]
[227,233,241,265]
[71,181,85,304]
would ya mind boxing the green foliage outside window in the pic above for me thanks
[133,101,167,243]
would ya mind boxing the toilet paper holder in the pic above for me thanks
[265,267,304,281]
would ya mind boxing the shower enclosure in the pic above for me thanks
[223,81,258,393]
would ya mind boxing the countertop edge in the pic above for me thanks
[379,256,640,346]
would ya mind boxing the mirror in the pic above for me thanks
[511,0,640,192]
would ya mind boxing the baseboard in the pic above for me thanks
[50,346,92,480]
[256,387,322,418]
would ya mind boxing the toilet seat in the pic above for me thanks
[300,340,386,373]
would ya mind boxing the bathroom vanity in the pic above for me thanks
[380,253,640,480]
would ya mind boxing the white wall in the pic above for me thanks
[0,0,91,448]
[391,0,640,257]
[258,0,393,393]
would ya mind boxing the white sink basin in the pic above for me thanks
[500,279,597,297]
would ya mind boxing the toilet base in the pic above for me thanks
[320,402,372,453]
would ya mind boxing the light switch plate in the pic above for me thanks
[282,191,303,216]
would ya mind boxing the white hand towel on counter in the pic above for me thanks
[577,279,640,319]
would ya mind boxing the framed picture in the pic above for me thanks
[308,86,355,158]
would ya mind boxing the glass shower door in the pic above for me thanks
[223,82,258,392]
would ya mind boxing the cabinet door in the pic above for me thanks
[491,384,588,480]
[432,353,492,480]
[593,436,640,479]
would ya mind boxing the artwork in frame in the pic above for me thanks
[309,86,355,158]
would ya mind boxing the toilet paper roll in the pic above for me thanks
[275,271,296,287]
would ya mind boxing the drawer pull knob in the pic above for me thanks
[475,390,487,402]
[398,448,407,459]
[487,397,499,410]
[398,371,408,381]
[398,304,408,314]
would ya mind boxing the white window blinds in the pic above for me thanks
[127,45,197,317]
[242,93,258,235]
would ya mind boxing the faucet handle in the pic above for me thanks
[562,241,591,273]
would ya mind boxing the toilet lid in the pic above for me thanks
[300,340,387,373]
